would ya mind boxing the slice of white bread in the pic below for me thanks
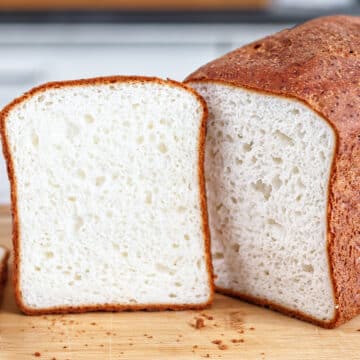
[0,76,213,314]
[0,246,9,300]
[185,15,360,328]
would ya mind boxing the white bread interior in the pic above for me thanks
[4,80,211,310]
[190,82,336,321]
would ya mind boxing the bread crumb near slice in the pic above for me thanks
[0,76,213,314]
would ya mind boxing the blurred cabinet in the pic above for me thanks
[0,0,268,10]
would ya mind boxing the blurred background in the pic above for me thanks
[0,0,358,203]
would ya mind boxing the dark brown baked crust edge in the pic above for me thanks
[0,75,214,315]
[0,246,10,301]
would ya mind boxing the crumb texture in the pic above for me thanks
[192,82,336,321]
[6,80,210,309]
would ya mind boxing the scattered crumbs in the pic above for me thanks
[100,344,104,347]
[231,339,244,343]
[51,358,56,360]
[205,354,210,358]
[90,322,97,326]
[178,334,183,337]
[84,344,88,347]
[106,332,112,335]
[63,346,67,349]
[143,334,148,337]
[260,352,265,355]
[32,326,36,329]
[357,329,360,332]
[221,333,224,336]
[193,345,198,349]
[147,335,153,339]
[238,329,244,334]
[249,327,255,330]
[129,343,134,346]
[195,318,205,329]
[211,339,228,351]
[176,339,180,342]
[34,352,41,357]
[201,313,214,320]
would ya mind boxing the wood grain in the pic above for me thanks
[0,205,359,359]
[0,0,267,10]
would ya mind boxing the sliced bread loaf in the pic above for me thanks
[0,76,213,314]
[185,15,360,327]
[0,246,9,301]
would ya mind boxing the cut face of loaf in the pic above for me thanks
[0,76,213,314]
[190,82,336,322]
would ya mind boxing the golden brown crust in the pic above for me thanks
[185,15,360,328]
[0,246,10,302]
[0,75,214,315]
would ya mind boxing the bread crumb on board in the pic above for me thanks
[211,339,228,350]
[33,352,41,357]
[190,317,206,329]
[231,338,244,343]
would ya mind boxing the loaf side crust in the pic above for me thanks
[0,76,214,315]
[186,15,360,328]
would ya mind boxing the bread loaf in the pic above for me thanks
[185,15,360,327]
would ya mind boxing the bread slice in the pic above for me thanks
[0,76,213,314]
[0,246,9,301]
[185,15,360,328]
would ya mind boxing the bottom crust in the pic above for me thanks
[216,286,337,329]
[16,297,213,316]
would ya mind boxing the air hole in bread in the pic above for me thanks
[272,156,283,164]
[158,143,168,153]
[271,175,282,189]
[243,142,252,152]
[95,176,105,186]
[31,132,39,148]
[74,216,84,232]
[84,114,94,124]
[155,263,174,275]
[302,264,314,273]
[77,169,86,179]
[273,130,294,146]
[214,252,224,260]
[145,192,152,204]
[45,251,54,259]
[251,179,272,200]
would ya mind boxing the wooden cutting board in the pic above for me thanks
[0,205,359,360]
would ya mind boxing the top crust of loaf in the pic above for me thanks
[0,76,214,315]
[186,15,360,328]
